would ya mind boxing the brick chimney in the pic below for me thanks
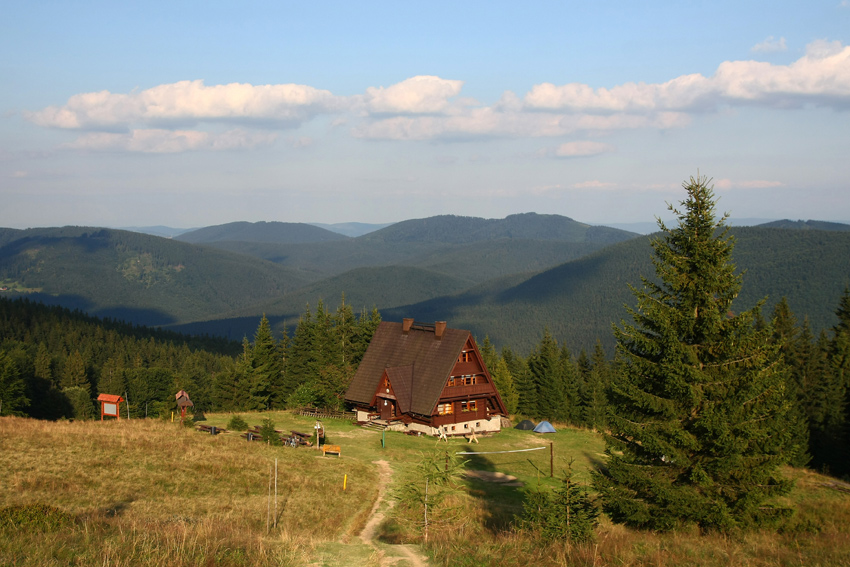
[402,318,414,334]
[435,321,447,340]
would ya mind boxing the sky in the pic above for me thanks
[2,1,849,230]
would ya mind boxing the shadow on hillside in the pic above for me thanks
[7,293,177,328]
[167,313,297,341]
[461,452,527,534]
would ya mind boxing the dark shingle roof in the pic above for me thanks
[346,321,469,416]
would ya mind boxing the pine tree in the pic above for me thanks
[521,462,599,542]
[580,341,609,431]
[249,315,278,410]
[594,175,793,532]
[504,346,534,417]
[0,351,29,416]
[491,358,519,415]
[527,329,567,421]
[479,336,499,372]
[769,298,810,467]
[61,350,90,393]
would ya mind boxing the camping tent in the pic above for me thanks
[515,420,536,430]
[533,421,556,433]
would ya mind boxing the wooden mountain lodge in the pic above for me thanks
[345,319,508,436]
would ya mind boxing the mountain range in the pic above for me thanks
[3,214,849,354]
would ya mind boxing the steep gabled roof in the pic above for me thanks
[385,365,414,414]
[346,321,469,416]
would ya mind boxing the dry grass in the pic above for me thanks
[0,416,377,566]
[4,415,850,566]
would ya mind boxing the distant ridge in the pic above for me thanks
[755,219,850,231]
[121,226,195,238]
[176,221,347,244]
[361,213,637,244]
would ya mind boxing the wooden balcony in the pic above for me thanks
[451,361,483,375]
[440,383,493,400]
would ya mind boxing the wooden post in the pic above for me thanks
[424,477,429,543]
[550,442,554,478]
[274,458,278,529]
[267,463,272,533]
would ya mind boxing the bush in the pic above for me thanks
[259,418,282,446]
[520,466,599,543]
[228,414,249,431]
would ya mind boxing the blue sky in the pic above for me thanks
[2,1,849,229]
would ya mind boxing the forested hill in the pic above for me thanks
[175,221,348,244]
[358,212,636,244]
[0,297,240,420]
[0,226,310,326]
[169,213,635,282]
[383,226,850,354]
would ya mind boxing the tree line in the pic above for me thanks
[0,295,380,420]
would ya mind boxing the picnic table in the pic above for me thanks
[196,424,227,435]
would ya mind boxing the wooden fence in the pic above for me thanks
[295,407,355,420]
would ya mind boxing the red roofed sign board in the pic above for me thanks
[97,393,124,421]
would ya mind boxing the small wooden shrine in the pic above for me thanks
[97,393,124,421]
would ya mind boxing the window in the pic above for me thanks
[458,351,473,363]
[460,400,477,413]
[437,403,454,415]
[464,375,476,386]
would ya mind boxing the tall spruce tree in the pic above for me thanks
[594,175,792,532]
[769,298,810,467]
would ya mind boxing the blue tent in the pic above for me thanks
[533,420,556,433]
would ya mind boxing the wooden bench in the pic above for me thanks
[322,444,341,457]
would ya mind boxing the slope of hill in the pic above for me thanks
[309,221,395,237]
[383,227,850,354]
[171,265,478,339]
[176,221,348,244]
[0,227,310,326]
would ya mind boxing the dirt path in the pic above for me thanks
[358,460,429,567]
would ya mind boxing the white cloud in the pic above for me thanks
[24,40,850,150]
[555,141,615,157]
[26,80,342,130]
[63,129,278,153]
[714,178,784,190]
[364,75,464,114]
[524,40,850,113]
[571,180,617,189]
[752,36,787,53]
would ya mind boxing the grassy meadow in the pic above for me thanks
[2,413,850,566]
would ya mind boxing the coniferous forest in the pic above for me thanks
[2,285,849,481]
